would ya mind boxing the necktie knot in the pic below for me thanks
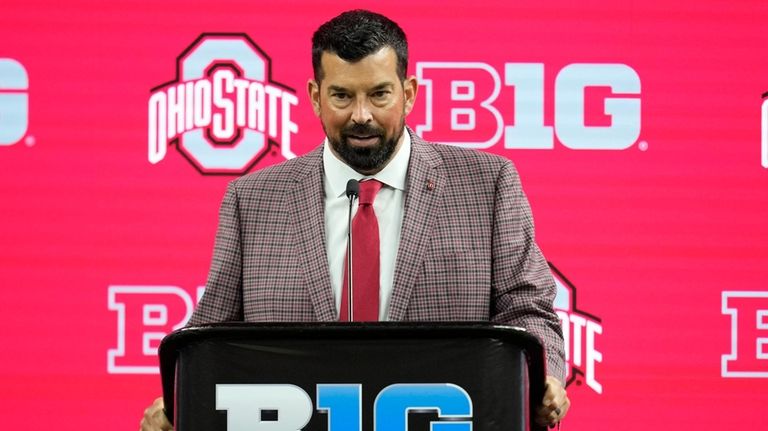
[358,179,383,206]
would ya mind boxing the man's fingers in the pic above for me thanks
[535,403,566,427]
[535,404,559,426]
[557,394,570,417]
[551,387,568,410]
[536,376,570,426]
[140,397,173,431]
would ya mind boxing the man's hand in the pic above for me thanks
[535,376,570,428]
[140,397,173,431]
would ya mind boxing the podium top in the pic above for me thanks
[160,321,544,347]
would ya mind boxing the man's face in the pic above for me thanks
[308,47,417,174]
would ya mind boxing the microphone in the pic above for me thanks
[345,179,359,321]
[346,179,359,200]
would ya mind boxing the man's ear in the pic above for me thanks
[307,79,321,117]
[402,75,418,116]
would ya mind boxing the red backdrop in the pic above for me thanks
[1,0,767,429]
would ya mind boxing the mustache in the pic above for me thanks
[341,123,384,138]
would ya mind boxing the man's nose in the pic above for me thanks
[351,99,373,124]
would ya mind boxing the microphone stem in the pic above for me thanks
[346,194,355,321]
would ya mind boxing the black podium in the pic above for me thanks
[159,323,547,431]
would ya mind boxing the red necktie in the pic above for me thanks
[340,179,383,321]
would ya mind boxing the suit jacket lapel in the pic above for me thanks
[388,130,444,321]
[286,146,337,321]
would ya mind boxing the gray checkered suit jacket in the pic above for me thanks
[189,129,565,379]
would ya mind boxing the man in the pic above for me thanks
[142,9,569,430]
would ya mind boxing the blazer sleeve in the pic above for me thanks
[188,181,244,326]
[490,161,566,380]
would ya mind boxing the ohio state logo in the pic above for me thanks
[148,33,299,174]
[550,263,604,394]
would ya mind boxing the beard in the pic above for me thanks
[326,120,404,173]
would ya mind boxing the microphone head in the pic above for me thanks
[345,179,359,198]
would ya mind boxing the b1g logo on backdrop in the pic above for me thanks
[148,33,299,175]
[0,58,29,146]
[721,291,768,378]
[415,62,641,151]
[550,263,604,394]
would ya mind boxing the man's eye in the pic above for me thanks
[332,93,349,100]
[372,91,390,98]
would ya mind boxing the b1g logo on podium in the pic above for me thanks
[216,383,472,431]
[148,33,299,174]
[550,263,604,394]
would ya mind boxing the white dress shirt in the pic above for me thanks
[322,130,411,321]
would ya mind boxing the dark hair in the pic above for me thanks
[312,9,408,82]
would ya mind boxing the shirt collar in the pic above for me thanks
[323,129,411,198]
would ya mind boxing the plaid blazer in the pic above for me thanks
[189,129,565,379]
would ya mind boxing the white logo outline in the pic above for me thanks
[722,290,768,378]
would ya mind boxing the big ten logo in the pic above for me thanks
[0,58,29,146]
[148,33,299,175]
[215,383,472,431]
[761,92,767,168]
[721,291,768,377]
[107,285,203,374]
[414,62,641,150]
[550,264,603,394]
